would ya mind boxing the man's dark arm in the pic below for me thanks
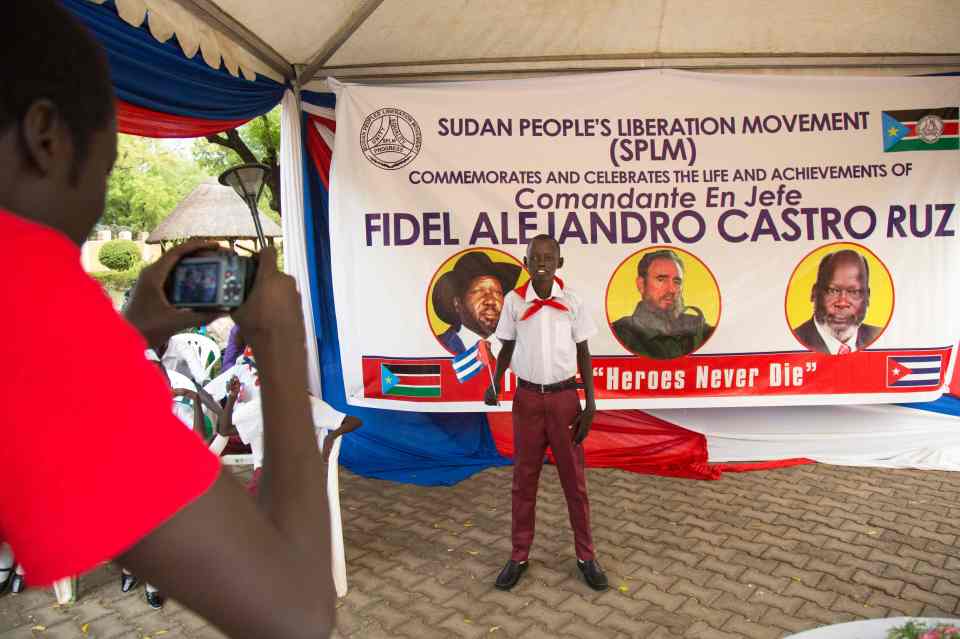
[571,340,596,444]
[119,247,335,638]
[484,340,516,405]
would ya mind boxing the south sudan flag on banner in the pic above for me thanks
[380,362,442,397]
[882,107,958,152]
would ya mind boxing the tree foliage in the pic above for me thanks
[193,106,281,217]
[102,135,209,233]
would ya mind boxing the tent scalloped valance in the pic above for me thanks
[83,0,280,82]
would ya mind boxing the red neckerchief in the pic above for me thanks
[516,276,568,320]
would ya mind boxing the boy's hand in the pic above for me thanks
[483,384,500,406]
[123,240,225,349]
[570,404,595,444]
[227,376,241,396]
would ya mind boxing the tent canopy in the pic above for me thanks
[90,0,960,86]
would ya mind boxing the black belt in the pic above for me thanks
[517,377,580,394]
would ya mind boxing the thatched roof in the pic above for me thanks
[147,180,282,243]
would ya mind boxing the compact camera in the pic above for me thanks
[165,252,258,310]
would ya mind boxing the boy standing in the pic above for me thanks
[484,235,607,591]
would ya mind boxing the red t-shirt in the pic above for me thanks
[0,210,221,586]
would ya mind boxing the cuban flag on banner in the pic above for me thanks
[886,355,943,388]
[453,341,493,384]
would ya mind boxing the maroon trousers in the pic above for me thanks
[511,386,595,562]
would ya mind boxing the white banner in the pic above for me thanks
[328,70,960,411]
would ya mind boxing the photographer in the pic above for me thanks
[1,3,334,637]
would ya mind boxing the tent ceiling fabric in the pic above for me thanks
[208,0,365,67]
[188,0,958,82]
[323,0,960,64]
[91,0,960,83]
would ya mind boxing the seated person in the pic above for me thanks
[222,325,246,370]
[210,348,361,494]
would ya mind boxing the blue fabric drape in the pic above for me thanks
[901,394,960,417]
[63,0,283,120]
[300,107,510,486]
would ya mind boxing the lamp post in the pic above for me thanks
[218,163,271,249]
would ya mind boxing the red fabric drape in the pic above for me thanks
[950,341,960,397]
[305,115,335,189]
[116,100,251,138]
[489,409,721,479]
[488,410,812,480]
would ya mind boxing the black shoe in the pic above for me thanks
[0,569,10,595]
[145,590,165,609]
[10,574,24,594]
[577,559,608,591]
[494,560,528,591]
[120,573,138,593]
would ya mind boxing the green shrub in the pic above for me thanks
[91,266,142,292]
[98,240,141,272]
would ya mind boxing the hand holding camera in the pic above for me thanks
[230,246,306,354]
[126,241,303,359]
[123,240,226,350]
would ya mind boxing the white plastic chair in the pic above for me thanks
[163,334,221,385]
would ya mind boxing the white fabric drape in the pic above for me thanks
[653,404,960,470]
[280,88,322,397]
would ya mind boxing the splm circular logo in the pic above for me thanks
[916,114,944,144]
[360,107,422,170]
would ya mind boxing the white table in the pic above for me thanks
[786,617,960,638]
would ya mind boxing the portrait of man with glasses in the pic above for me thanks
[792,248,882,354]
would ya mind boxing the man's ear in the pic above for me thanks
[636,276,645,297]
[20,99,70,176]
[557,256,564,270]
[522,256,529,270]
[452,296,462,314]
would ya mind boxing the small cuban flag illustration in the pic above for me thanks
[453,340,494,384]
[886,355,943,388]
[380,362,442,397]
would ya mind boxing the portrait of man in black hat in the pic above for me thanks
[432,251,522,355]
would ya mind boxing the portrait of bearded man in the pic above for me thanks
[611,249,714,360]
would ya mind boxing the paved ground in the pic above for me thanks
[2,462,959,638]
